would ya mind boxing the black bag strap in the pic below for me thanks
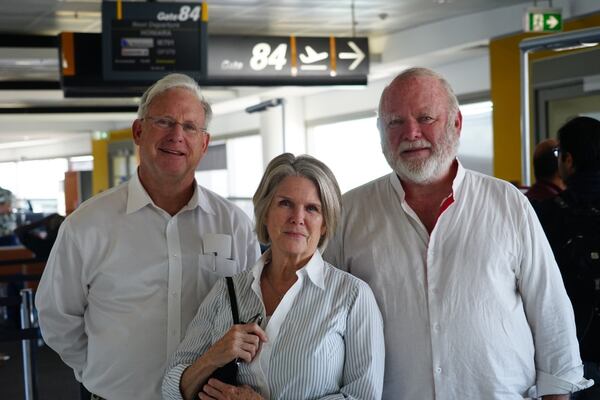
[225,277,240,324]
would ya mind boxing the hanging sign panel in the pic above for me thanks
[524,7,563,33]
[207,35,368,85]
[101,2,207,81]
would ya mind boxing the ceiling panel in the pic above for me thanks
[0,0,531,37]
[0,0,534,145]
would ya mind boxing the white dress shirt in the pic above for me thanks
[35,171,260,400]
[162,250,385,400]
[324,163,593,400]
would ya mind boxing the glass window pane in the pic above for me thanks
[227,135,262,198]
[195,135,262,220]
[0,158,68,214]
[458,101,494,176]
[307,117,391,193]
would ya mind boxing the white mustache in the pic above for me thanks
[397,140,432,152]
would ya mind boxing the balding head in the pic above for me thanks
[533,139,559,181]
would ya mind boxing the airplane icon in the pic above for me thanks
[300,46,328,64]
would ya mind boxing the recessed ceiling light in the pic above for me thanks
[55,10,101,19]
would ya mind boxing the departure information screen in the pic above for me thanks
[102,2,206,81]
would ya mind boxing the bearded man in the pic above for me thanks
[324,67,592,400]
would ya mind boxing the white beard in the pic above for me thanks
[382,127,459,184]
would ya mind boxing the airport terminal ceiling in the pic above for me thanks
[0,0,599,172]
[0,0,534,145]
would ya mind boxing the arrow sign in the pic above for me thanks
[339,41,365,71]
[546,15,559,29]
[524,7,562,32]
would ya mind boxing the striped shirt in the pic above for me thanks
[162,250,384,399]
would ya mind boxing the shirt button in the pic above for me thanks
[433,323,440,332]
[436,367,442,373]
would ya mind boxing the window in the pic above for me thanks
[195,135,263,218]
[307,101,494,194]
[458,101,494,176]
[0,158,69,214]
[307,117,391,193]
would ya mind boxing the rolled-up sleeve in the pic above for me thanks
[35,220,88,380]
[517,202,594,397]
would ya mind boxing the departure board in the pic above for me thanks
[101,2,207,81]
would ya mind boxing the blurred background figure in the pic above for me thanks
[0,187,17,246]
[14,213,65,261]
[536,116,600,400]
[526,138,565,203]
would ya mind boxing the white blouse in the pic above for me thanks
[162,250,385,399]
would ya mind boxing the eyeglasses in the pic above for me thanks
[143,116,207,136]
[553,146,560,157]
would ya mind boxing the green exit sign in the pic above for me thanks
[525,8,563,32]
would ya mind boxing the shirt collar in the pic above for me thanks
[251,249,326,292]
[126,170,215,215]
[192,185,216,216]
[126,171,154,214]
[389,158,466,201]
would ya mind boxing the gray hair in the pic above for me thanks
[377,67,459,133]
[137,73,213,126]
[253,153,342,252]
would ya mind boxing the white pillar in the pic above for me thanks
[260,96,306,168]
[260,104,284,168]
[283,97,306,156]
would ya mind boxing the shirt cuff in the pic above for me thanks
[162,363,191,400]
[533,367,594,397]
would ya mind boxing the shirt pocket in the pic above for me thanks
[196,254,239,302]
[198,254,238,275]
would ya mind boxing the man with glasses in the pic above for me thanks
[536,116,600,399]
[325,67,591,399]
[36,74,260,400]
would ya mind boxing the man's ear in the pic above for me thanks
[199,132,210,155]
[454,109,463,137]
[132,119,143,145]
[563,151,575,173]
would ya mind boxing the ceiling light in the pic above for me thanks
[551,42,599,52]
[55,11,101,19]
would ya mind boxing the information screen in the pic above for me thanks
[102,2,206,81]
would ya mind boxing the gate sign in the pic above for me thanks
[525,8,562,33]
[102,2,207,81]
[207,35,368,85]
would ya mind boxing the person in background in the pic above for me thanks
[14,213,65,260]
[536,116,600,400]
[35,73,260,400]
[0,187,17,246]
[526,138,565,203]
[0,186,17,363]
[163,153,384,400]
[324,67,591,399]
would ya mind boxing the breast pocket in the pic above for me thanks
[197,254,239,301]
